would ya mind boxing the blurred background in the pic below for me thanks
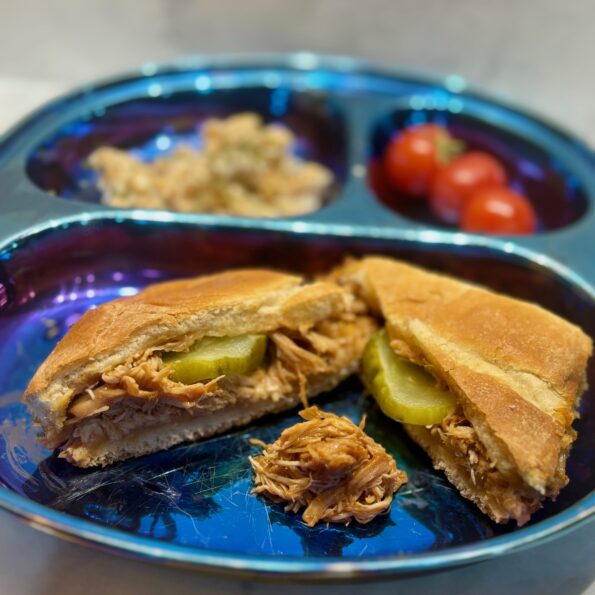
[1,0,594,143]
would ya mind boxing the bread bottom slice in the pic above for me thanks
[404,424,544,525]
[62,394,298,468]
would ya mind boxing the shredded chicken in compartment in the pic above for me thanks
[250,406,407,526]
[88,113,333,218]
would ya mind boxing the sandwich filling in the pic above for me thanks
[54,313,376,462]
[417,407,573,524]
[361,323,574,525]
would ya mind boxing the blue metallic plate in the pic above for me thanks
[0,55,593,580]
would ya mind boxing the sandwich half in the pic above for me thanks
[330,256,592,525]
[24,269,376,468]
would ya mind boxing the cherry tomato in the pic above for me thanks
[430,151,507,223]
[461,186,537,235]
[368,158,394,202]
[383,124,461,197]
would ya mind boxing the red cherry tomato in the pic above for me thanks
[368,158,394,202]
[383,124,461,197]
[430,151,507,223]
[461,186,537,235]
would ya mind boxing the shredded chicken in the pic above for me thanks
[62,316,376,450]
[68,355,223,420]
[431,408,495,484]
[88,113,333,218]
[430,407,550,522]
[270,331,330,407]
[249,406,407,527]
[68,326,344,421]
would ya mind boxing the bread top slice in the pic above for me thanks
[332,256,592,494]
[24,269,352,431]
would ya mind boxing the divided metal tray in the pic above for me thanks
[0,54,593,580]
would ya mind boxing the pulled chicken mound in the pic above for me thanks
[249,406,407,526]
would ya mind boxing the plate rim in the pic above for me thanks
[0,480,593,579]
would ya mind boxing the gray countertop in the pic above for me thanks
[1,1,593,592]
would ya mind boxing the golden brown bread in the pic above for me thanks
[331,256,592,523]
[24,269,358,455]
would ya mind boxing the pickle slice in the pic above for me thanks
[362,328,456,425]
[164,334,268,384]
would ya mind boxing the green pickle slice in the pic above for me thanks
[362,328,456,425]
[164,334,268,384]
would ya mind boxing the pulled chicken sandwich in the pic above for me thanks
[23,270,376,468]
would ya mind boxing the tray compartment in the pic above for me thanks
[0,56,594,575]
[369,106,590,231]
[0,217,592,561]
[25,86,348,211]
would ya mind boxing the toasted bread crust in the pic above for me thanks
[24,269,351,431]
[334,257,591,406]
